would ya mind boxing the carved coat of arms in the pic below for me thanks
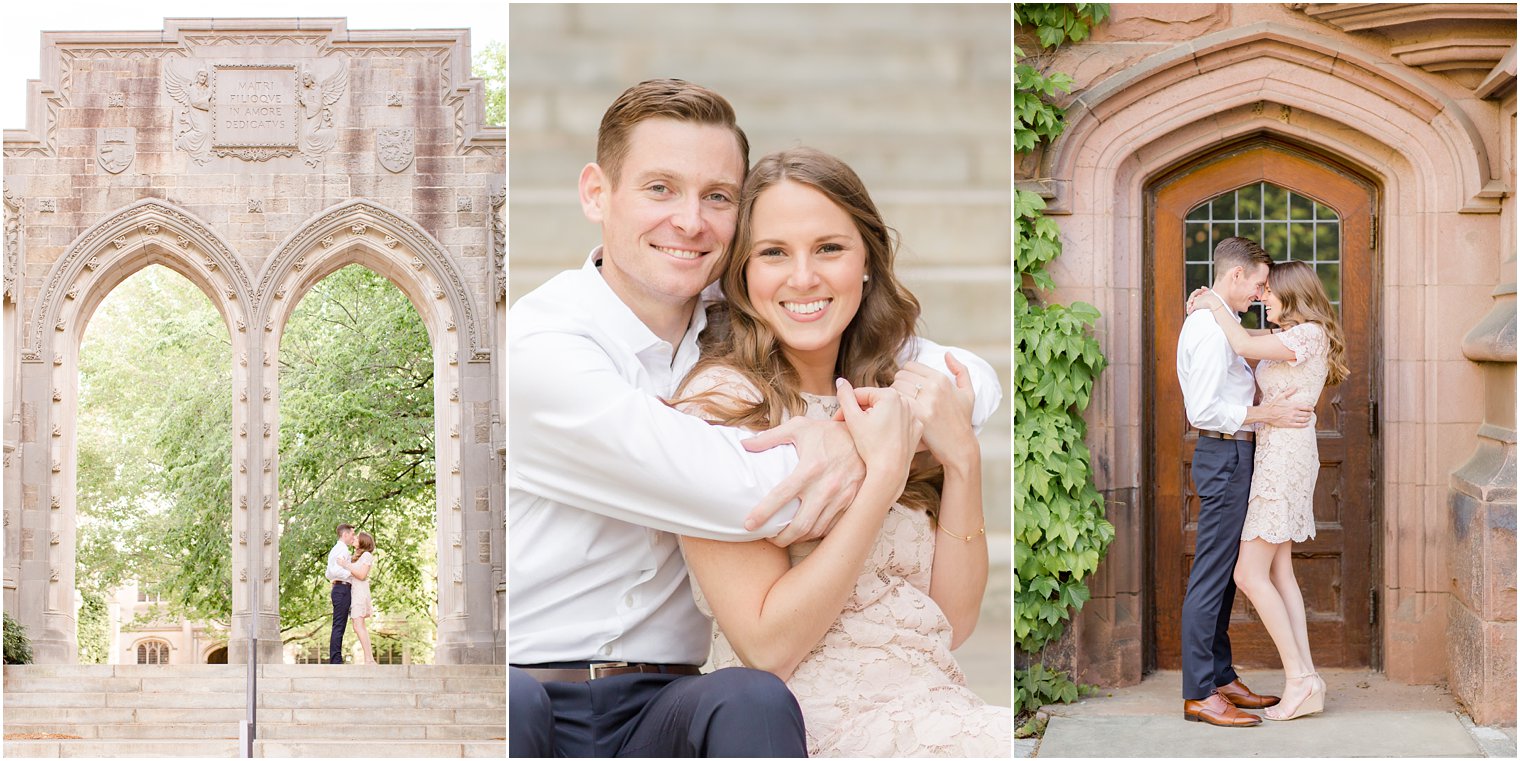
[377,128,416,173]
[97,127,135,174]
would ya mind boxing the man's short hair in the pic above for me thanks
[1212,236,1272,276]
[596,78,749,185]
[336,523,354,537]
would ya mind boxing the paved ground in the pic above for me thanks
[1019,669,1516,758]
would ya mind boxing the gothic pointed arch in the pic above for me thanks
[23,198,251,364]
[252,199,492,656]
[14,199,249,661]
[254,199,488,362]
[1040,22,1502,216]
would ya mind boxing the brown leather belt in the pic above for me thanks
[1197,428,1254,442]
[514,662,703,683]
[332,580,350,586]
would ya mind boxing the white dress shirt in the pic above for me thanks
[325,540,353,584]
[509,248,1003,665]
[1176,308,1255,434]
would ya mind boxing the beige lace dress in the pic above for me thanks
[348,552,374,618]
[1241,322,1330,544]
[678,370,1011,757]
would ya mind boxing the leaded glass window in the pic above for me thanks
[1184,181,1341,328]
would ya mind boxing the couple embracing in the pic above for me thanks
[325,523,378,665]
[1176,237,1348,726]
[509,80,1011,756]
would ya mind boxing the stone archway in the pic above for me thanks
[7,199,249,662]
[249,199,501,664]
[1036,24,1503,685]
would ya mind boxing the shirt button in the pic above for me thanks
[623,594,635,608]
[599,644,612,656]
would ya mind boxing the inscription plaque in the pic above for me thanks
[213,65,298,153]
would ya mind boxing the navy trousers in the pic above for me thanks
[1180,436,1255,700]
[509,665,807,757]
[329,582,351,664]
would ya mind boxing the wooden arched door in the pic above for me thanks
[1148,140,1380,669]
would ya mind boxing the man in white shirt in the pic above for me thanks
[1175,237,1313,727]
[509,80,1001,756]
[324,523,357,664]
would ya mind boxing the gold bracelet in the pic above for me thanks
[938,521,986,542]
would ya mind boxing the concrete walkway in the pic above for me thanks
[1022,669,1516,758]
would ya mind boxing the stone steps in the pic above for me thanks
[2,739,243,758]
[255,740,505,757]
[3,664,504,758]
[5,722,504,741]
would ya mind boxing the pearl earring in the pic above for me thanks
[863,274,870,283]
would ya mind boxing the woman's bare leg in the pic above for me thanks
[1233,539,1314,712]
[1270,541,1315,675]
[354,617,372,665]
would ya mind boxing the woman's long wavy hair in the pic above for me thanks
[1268,260,1349,386]
[353,531,375,559]
[674,148,943,515]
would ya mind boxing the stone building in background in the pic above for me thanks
[3,17,506,665]
[1019,3,1515,725]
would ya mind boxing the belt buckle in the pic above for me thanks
[588,661,630,680]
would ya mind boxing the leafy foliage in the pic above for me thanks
[1014,56,1072,154]
[4,612,33,664]
[75,265,437,657]
[278,265,437,639]
[1014,661,1080,716]
[1014,4,1108,155]
[1014,2,1114,696]
[76,590,110,664]
[77,267,233,618]
[473,40,506,126]
[1015,3,1111,49]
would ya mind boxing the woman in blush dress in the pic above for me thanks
[672,148,1010,757]
[338,531,377,665]
[1191,260,1348,721]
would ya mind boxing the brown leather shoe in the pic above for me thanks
[1184,693,1262,726]
[1216,678,1281,709]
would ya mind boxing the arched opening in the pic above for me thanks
[204,645,228,664]
[252,199,497,664]
[275,263,437,664]
[74,263,234,665]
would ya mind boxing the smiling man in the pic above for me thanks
[506,79,1001,758]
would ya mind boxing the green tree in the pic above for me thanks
[76,589,110,664]
[473,40,505,126]
[75,265,437,656]
[77,266,232,618]
[277,265,437,641]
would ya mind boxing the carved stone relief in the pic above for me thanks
[4,185,19,303]
[490,190,506,302]
[97,128,134,174]
[165,58,348,166]
[376,128,415,173]
[164,60,214,165]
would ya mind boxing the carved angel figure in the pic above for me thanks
[164,61,213,164]
[296,62,348,163]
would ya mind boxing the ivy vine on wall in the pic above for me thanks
[1014,2,1112,722]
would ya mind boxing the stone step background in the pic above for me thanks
[507,4,1013,540]
[3,664,505,758]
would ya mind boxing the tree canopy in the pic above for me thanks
[76,264,437,648]
[473,40,505,126]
